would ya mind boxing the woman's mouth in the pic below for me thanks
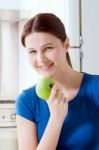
[38,63,55,72]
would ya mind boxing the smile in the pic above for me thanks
[38,63,54,71]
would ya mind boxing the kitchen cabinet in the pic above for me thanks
[67,0,99,74]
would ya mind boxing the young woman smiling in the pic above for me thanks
[16,13,99,150]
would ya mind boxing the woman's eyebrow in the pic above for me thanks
[27,48,36,51]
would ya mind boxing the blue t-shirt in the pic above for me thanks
[16,73,99,150]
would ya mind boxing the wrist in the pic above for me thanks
[49,115,64,129]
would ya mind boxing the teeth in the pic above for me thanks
[39,64,53,71]
[40,66,50,70]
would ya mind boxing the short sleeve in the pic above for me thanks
[93,76,99,110]
[15,90,36,123]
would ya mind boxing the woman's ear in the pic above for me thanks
[63,37,70,51]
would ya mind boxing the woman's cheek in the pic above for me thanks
[47,51,58,60]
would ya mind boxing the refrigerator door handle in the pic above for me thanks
[70,36,84,49]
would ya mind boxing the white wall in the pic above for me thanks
[30,0,67,27]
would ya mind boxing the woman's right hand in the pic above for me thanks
[47,83,68,125]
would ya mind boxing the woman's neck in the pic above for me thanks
[52,65,84,100]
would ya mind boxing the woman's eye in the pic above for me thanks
[45,47,53,51]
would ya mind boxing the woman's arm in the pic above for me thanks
[16,113,65,150]
[36,116,64,150]
[36,88,68,150]
[16,115,38,150]
[16,85,68,150]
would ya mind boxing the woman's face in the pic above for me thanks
[25,32,68,78]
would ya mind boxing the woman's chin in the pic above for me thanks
[40,72,54,78]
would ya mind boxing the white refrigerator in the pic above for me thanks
[67,0,99,75]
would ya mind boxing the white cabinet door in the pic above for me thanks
[82,0,99,74]
[67,0,80,71]
[0,22,19,100]
[0,0,32,9]
[67,0,80,46]
[0,128,18,150]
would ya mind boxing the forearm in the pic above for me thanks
[36,117,63,150]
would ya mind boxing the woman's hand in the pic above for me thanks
[47,84,68,125]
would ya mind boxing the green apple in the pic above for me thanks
[36,77,55,100]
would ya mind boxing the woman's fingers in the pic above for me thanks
[58,92,68,104]
[64,97,67,103]
[48,85,67,104]
[48,83,68,107]
[48,84,57,102]
[47,83,69,121]
[55,89,60,99]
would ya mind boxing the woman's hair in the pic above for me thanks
[21,13,72,67]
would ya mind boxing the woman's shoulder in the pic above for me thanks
[83,72,99,95]
[15,85,40,122]
[16,85,37,103]
[83,72,99,86]
[83,72,99,110]
[23,85,37,98]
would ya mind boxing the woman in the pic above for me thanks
[16,13,99,150]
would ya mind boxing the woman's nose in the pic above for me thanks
[37,53,45,64]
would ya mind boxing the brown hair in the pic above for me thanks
[21,13,72,67]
